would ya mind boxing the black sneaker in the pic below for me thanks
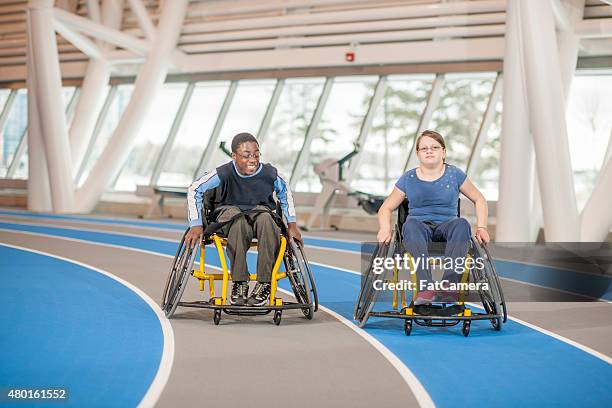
[247,282,271,306]
[230,281,248,306]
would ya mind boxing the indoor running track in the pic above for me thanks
[0,210,611,408]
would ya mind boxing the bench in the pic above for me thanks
[136,185,187,218]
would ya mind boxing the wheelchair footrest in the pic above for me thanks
[177,300,309,311]
[413,303,464,317]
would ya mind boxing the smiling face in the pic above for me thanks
[232,141,261,176]
[416,135,445,166]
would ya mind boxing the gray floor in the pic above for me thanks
[0,222,418,408]
[2,214,611,408]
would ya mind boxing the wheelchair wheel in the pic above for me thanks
[294,239,319,313]
[161,229,188,310]
[162,232,197,318]
[404,319,412,336]
[470,239,505,331]
[462,320,471,337]
[213,309,221,325]
[354,228,398,328]
[482,244,508,324]
[285,239,318,319]
[273,310,282,326]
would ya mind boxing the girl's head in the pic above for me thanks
[416,130,446,165]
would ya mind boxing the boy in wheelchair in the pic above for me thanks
[377,130,490,306]
[185,133,302,307]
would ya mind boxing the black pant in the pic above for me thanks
[216,205,281,283]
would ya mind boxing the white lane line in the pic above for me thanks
[3,220,607,303]
[3,226,611,369]
[464,300,612,365]
[0,213,365,245]
[0,214,368,255]
[305,298,435,407]
[507,314,612,365]
[0,227,434,408]
[0,219,180,243]
[302,243,361,255]
[0,241,175,408]
[0,212,185,233]
[303,234,365,243]
[493,254,611,278]
[0,219,363,276]
[6,216,607,293]
[496,275,612,304]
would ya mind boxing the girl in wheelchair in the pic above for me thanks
[377,130,490,306]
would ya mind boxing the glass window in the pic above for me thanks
[0,89,27,177]
[78,84,134,186]
[351,75,434,196]
[205,79,276,172]
[12,87,78,179]
[0,89,10,111]
[471,100,502,201]
[429,73,496,170]
[260,77,326,178]
[296,76,379,193]
[157,81,231,187]
[566,74,612,210]
[113,83,188,191]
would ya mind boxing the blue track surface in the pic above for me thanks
[1,210,610,300]
[0,244,164,407]
[1,220,611,407]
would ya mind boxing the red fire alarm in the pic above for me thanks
[345,51,355,62]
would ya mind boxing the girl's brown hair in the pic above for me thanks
[416,130,446,150]
[416,130,446,163]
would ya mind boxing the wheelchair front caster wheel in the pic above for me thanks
[273,310,282,326]
[302,306,314,320]
[404,319,412,336]
[462,321,471,337]
[213,309,221,325]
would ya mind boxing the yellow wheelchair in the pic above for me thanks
[354,200,506,336]
[161,193,318,326]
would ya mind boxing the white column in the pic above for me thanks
[496,0,533,242]
[518,0,580,241]
[101,0,125,33]
[68,60,111,174]
[28,0,75,212]
[26,5,52,212]
[466,73,502,177]
[557,0,586,103]
[75,0,189,212]
[69,0,124,175]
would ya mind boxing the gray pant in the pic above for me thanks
[216,205,281,283]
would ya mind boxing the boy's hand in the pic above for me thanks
[185,225,203,248]
[288,223,303,245]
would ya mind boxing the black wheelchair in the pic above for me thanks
[354,200,507,336]
[161,189,318,325]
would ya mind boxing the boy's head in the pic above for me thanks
[231,132,260,176]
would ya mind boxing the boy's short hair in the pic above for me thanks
[231,133,259,152]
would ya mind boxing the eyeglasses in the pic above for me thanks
[236,151,261,159]
[418,146,443,152]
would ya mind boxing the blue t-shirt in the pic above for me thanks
[395,164,467,225]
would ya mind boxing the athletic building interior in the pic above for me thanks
[0,1,611,407]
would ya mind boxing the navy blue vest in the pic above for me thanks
[216,162,277,211]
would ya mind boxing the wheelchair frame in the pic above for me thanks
[161,191,318,325]
[354,200,507,337]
